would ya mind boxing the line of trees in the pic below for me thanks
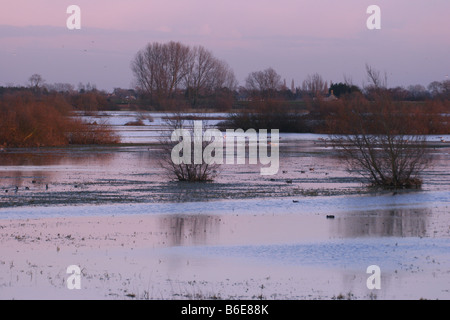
[130,42,450,109]
[1,82,119,113]
[5,43,448,113]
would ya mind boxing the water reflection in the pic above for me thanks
[331,208,430,238]
[0,148,116,188]
[158,214,221,246]
[0,148,117,166]
[156,207,432,251]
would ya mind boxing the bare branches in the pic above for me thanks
[365,64,387,89]
[245,67,282,100]
[329,94,430,189]
[131,41,236,109]
[28,74,45,93]
[157,114,221,182]
[185,46,237,107]
[131,41,191,106]
[428,80,450,100]
[302,73,328,98]
[333,65,431,188]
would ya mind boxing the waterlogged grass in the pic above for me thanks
[0,180,371,209]
[0,191,139,208]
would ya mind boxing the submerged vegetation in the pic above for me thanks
[157,114,221,182]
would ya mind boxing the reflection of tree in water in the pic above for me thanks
[0,148,116,166]
[159,214,222,246]
[333,208,430,238]
[162,182,223,202]
[0,148,116,187]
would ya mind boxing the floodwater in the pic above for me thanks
[1,112,449,208]
[0,111,449,300]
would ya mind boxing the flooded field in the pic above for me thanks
[1,111,449,208]
[0,111,449,300]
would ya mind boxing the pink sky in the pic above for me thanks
[0,0,449,91]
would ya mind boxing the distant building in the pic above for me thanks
[112,88,137,101]
[324,90,338,101]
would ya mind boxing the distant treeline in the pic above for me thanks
[1,82,448,145]
[1,51,449,148]
[220,94,450,135]
[2,64,449,113]
[0,86,121,112]
[129,41,450,111]
[2,78,448,113]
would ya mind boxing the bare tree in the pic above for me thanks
[365,64,387,89]
[363,64,389,101]
[209,60,238,110]
[440,80,450,99]
[301,73,328,98]
[184,46,237,107]
[28,74,45,92]
[428,80,450,99]
[407,84,429,100]
[131,41,191,106]
[45,83,75,93]
[245,67,282,100]
[157,114,221,182]
[132,42,236,109]
[329,92,430,189]
[343,73,354,87]
[213,59,238,92]
[184,46,216,106]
